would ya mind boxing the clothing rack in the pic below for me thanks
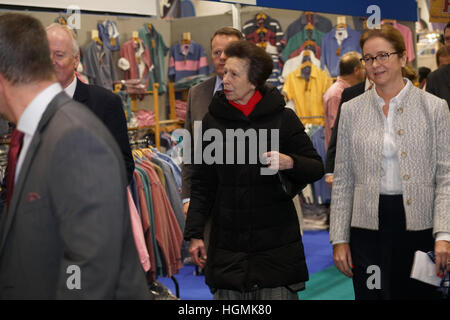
[115,82,183,150]
[131,147,185,299]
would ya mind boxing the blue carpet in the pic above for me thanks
[158,230,336,300]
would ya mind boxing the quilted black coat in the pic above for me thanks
[184,85,324,292]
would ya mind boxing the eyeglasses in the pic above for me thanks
[361,52,400,65]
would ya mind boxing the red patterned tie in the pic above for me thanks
[5,129,24,209]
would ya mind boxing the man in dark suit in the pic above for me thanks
[182,27,243,214]
[325,80,368,187]
[426,22,450,109]
[46,23,134,184]
[0,13,150,299]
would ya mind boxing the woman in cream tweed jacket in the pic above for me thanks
[330,25,450,300]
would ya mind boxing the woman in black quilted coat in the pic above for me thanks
[184,40,324,300]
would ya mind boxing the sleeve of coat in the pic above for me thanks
[433,99,450,235]
[329,102,356,243]
[278,108,324,190]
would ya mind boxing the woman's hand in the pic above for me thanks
[434,240,450,277]
[189,238,207,268]
[262,151,294,171]
[333,243,354,278]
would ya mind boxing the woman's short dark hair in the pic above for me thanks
[224,40,273,89]
[0,13,55,85]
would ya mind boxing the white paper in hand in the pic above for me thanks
[410,250,441,287]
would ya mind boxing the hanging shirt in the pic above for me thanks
[97,20,120,52]
[168,40,209,83]
[322,76,351,149]
[264,42,282,90]
[320,26,362,77]
[243,13,284,53]
[282,64,332,126]
[393,21,415,62]
[83,40,117,91]
[120,39,152,85]
[127,188,151,272]
[288,41,322,60]
[281,29,324,63]
[282,13,332,44]
[139,23,169,94]
[281,50,321,83]
[181,0,196,17]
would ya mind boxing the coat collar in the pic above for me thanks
[72,78,89,104]
[209,84,285,122]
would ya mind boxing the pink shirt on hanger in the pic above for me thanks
[323,77,351,149]
[127,187,151,272]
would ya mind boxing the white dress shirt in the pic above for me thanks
[64,75,77,98]
[374,79,410,195]
[15,82,63,181]
[213,76,223,96]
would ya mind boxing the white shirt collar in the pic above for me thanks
[64,75,78,98]
[213,76,223,96]
[373,78,411,108]
[17,82,63,137]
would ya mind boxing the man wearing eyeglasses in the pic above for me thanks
[426,22,450,108]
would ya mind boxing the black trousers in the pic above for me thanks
[350,195,441,300]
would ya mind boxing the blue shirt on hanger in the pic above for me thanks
[320,27,361,77]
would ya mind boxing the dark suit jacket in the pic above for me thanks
[181,76,216,199]
[325,81,366,173]
[0,92,151,299]
[426,63,450,109]
[73,79,134,184]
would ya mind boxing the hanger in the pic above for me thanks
[256,12,267,21]
[91,30,102,45]
[182,32,191,45]
[383,19,396,25]
[305,23,314,31]
[303,40,316,48]
[336,16,347,30]
[132,31,140,43]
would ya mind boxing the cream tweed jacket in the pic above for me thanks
[329,81,450,243]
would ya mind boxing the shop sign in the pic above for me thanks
[429,0,450,23]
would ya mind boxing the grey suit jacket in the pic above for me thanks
[0,92,151,299]
[330,82,450,243]
[181,76,216,199]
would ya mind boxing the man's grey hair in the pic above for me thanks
[46,23,80,57]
